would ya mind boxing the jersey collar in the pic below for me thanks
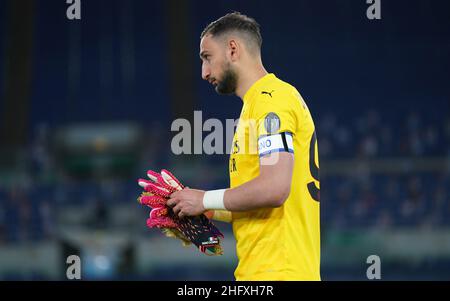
[242,73,276,103]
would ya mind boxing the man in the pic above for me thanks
[167,12,321,281]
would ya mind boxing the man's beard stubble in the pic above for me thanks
[215,64,238,95]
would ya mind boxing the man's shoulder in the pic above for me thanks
[257,76,300,100]
[252,78,301,112]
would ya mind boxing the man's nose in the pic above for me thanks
[202,65,210,81]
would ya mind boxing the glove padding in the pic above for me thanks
[138,169,224,255]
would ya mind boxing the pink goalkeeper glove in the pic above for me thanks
[138,169,184,228]
[137,169,224,255]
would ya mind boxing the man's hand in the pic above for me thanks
[168,188,206,218]
[137,169,224,256]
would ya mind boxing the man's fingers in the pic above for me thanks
[173,203,182,215]
[167,197,179,207]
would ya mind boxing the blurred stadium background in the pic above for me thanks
[0,0,449,280]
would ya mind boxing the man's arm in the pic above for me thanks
[223,152,294,211]
[167,152,294,218]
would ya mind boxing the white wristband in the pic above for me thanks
[203,189,226,210]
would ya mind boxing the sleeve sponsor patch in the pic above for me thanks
[263,112,281,135]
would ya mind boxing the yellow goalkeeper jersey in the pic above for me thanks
[229,73,321,281]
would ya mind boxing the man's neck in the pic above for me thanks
[235,64,268,100]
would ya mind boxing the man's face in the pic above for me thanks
[200,34,238,95]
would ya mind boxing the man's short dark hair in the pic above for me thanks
[200,12,262,53]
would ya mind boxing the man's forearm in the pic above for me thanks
[223,174,289,211]
[201,153,294,213]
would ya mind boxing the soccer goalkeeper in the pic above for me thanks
[165,12,321,281]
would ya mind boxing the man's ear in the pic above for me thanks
[228,39,239,62]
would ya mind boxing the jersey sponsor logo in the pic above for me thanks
[230,157,237,173]
[232,140,240,154]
